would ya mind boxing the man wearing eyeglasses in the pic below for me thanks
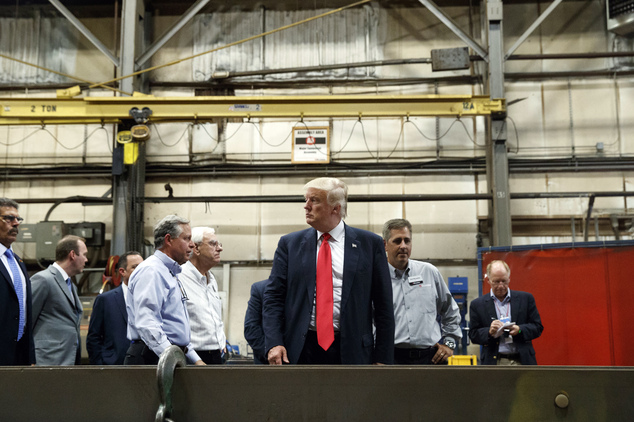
[124,215,205,366]
[469,260,543,365]
[31,235,87,365]
[178,227,227,364]
[0,198,35,366]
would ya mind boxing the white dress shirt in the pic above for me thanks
[179,261,227,351]
[491,289,518,354]
[309,219,345,332]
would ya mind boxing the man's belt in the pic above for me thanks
[394,346,435,359]
[498,353,520,359]
[131,339,188,354]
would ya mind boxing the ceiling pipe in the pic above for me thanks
[13,191,634,205]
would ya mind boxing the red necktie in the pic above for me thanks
[316,233,334,351]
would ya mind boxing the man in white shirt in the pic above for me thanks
[179,226,227,364]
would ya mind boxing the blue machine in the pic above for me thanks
[448,276,469,354]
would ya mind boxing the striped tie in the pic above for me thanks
[5,249,25,341]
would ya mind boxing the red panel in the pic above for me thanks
[606,248,634,366]
[480,246,634,366]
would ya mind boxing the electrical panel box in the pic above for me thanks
[16,224,36,243]
[69,222,106,247]
[607,0,634,35]
[448,276,469,295]
[35,221,68,261]
[431,47,470,71]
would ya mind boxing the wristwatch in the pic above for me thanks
[442,338,456,350]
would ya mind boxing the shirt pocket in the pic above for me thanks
[405,284,436,313]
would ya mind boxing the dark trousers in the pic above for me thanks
[394,346,448,365]
[298,330,341,364]
[13,334,30,365]
[124,341,159,365]
[196,349,223,365]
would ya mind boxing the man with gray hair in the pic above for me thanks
[0,197,35,366]
[469,259,543,365]
[179,226,227,364]
[124,215,204,365]
[383,218,462,365]
[264,177,394,365]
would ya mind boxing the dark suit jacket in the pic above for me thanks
[87,286,129,365]
[31,265,83,365]
[244,279,269,365]
[0,251,35,366]
[469,290,543,365]
[263,224,395,364]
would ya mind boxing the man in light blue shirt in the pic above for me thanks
[383,218,462,365]
[124,215,204,365]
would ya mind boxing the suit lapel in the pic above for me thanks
[341,224,359,312]
[0,261,14,291]
[51,267,78,310]
[485,295,497,320]
[114,287,127,322]
[510,292,520,323]
[301,229,317,307]
[1,251,27,292]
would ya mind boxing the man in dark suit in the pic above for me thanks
[469,260,544,365]
[0,198,35,366]
[263,177,394,365]
[31,235,88,365]
[87,251,143,365]
[244,279,269,364]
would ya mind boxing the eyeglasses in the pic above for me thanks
[489,279,509,285]
[197,240,222,249]
[1,215,24,224]
[208,240,222,249]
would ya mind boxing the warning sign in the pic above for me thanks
[292,127,330,164]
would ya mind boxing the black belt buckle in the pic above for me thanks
[409,349,423,359]
[499,353,519,359]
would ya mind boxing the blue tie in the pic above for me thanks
[66,277,73,295]
[5,249,25,341]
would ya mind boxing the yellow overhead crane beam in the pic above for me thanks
[0,95,505,126]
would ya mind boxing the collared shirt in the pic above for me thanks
[126,250,200,364]
[491,288,517,354]
[52,262,70,283]
[121,281,129,304]
[309,219,345,331]
[0,244,28,333]
[391,259,462,348]
[179,261,226,351]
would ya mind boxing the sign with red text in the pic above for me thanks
[292,127,330,164]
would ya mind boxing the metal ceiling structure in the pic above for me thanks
[0,0,581,252]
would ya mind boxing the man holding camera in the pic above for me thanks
[469,260,543,365]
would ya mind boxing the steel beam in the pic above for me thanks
[485,0,512,247]
[417,0,488,60]
[48,0,119,67]
[136,0,212,68]
[505,0,564,60]
[0,366,633,421]
[0,95,504,125]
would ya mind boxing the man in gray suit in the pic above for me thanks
[31,235,88,365]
